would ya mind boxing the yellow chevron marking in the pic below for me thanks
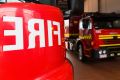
[79,35,92,39]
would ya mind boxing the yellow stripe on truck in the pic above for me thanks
[99,34,120,39]
[100,44,120,47]
[99,37,113,39]
[99,35,120,37]
[64,34,79,37]
[64,34,69,37]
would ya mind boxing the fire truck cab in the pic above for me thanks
[66,13,120,61]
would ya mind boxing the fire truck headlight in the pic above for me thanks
[99,50,102,55]
[103,50,107,54]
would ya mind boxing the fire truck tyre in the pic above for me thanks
[78,44,87,62]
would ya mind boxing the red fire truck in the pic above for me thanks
[0,3,73,80]
[65,13,120,61]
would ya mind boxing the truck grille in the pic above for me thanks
[108,47,120,52]
[104,39,120,44]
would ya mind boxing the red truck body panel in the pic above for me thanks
[0,3,73,80]
[93,29,120,48]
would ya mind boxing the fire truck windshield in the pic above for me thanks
[94,18,120,29]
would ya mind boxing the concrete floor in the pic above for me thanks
[66,51,120,80]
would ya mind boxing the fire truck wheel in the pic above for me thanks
[78,44,87,62]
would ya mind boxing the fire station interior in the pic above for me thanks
[1,0,120,80]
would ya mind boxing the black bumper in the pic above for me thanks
[92,46,120,59]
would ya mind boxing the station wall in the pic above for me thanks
[84,0,120,13]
